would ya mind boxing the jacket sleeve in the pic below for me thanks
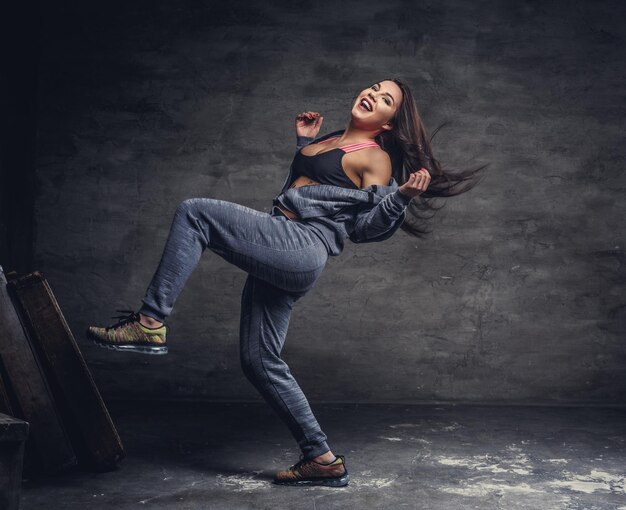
[296,135,315,152]
[347,189,412,243]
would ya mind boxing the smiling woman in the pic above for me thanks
[289,78,487,236]
[278,80,407,218]
[85,77,486,489]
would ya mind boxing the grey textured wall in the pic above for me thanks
[34,1,625,404]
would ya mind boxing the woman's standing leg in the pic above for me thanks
[239,274,330,461]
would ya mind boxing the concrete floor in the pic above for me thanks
[20,401,626,509]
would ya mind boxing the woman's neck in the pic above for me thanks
[336,122,382,145]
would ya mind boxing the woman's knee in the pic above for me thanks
[239,346,284,383]
[240,350,264,382]
[174,198,219,231]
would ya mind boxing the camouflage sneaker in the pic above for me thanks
[86,309,168,355]
[273,454,349,487]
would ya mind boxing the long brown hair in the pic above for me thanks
[364,77,488,238]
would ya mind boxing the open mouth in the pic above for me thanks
[357,97,373,112]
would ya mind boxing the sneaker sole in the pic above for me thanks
[273,473,349,487]
[91,338,168,355]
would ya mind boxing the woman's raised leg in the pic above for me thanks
[138,198,328,322]
[87,197,327,354]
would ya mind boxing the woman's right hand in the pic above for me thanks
[295,111,324,138]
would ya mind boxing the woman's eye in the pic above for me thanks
[368,84,391,106]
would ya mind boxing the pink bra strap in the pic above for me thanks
[341,142,381,153]
[317,136,380,153]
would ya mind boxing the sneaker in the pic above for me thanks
[273,454,349,487]
[86,309,168,355]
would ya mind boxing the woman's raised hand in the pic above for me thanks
[295,111,324,138]
[398,168,431,198]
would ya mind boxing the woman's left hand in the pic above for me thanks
[295,111,323,138]
[398,168,431,198]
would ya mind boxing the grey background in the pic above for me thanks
[31,0,625,404]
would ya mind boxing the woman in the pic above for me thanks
[86,78,485,487]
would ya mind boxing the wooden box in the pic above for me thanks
[4,269,125,472]
[0,412,29,510]
[0,268,76,474]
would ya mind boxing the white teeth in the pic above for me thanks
[360,99,372,111]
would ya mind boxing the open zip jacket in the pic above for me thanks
[271,130,412,246]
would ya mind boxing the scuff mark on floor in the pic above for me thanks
[435,450,532,476]
[503,444,533,474]
[440,481,543,497]
[435,447,625,502]
[378,436,403,441]
[426,421,462,432]
[352,470,397,489]
[548,469,625,494]
[441,422,461,432]
[389,421,461,432]
[215,470,267,492]
[408,437,432,445]
[137,478,211,504]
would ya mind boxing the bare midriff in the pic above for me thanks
[277,176,322,220]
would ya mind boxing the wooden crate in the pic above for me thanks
[5,270,125,472]
[0,412,29,510]
[0,268,76,474]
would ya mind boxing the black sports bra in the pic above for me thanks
[289,131,382,190]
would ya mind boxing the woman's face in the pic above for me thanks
[351,80,403,132]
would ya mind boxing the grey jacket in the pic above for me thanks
[271,131,412,247]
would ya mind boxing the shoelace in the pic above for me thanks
[105,309,169,335]
[105,309,140,331]
[291,453,341,472]
[291,454,307,470]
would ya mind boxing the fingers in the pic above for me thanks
[416,168,430,191]
[415,170,426,191]
[405,168,431,193]
[296,111,321,122]
[416,168,431,191]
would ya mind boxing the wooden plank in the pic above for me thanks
[0,362,39,476]
[0,366,15,416]
[0,268,76,474]
[7,271,125,471]
[0,412,29,510]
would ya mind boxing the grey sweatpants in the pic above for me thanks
[138,198,332,460]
